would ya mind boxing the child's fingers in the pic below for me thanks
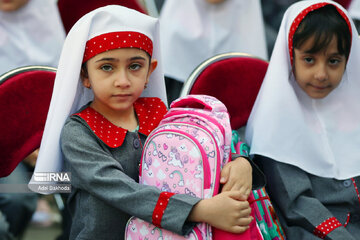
[237,215,253,227]
[220,163,230,184]
[227,190,248,201]
[221,180,233,192]
[226,216,253,233]
[224,182,251,194]
[235,201,252,217]
[228,225,250,234]
[239,185,251,198]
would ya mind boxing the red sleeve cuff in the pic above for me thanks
[313,217,342,239]
[152,192,176,227]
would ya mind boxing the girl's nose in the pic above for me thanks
[314,63,328,82]
[114,71,130,87]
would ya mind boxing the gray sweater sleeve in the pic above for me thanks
[255,155,356,240]
[61,117,200,235]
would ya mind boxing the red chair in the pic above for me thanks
[334,0,352,9]
[180,52,268,130]
[0,66,56,178]
[57,0,148,34]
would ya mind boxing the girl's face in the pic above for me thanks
[293,35,346,99]
[82,48,157,117]
[0,0,28,12]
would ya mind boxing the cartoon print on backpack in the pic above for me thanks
[169,170,185,187]
[168,146,187,168]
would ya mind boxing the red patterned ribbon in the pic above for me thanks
[83,31,153,63]
[313,217,342,239]
[152,192,175,227]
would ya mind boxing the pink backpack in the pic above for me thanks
[125,95,232,239]
[125,95,264,239]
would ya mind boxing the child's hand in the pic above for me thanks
[220,157,252,197]
[189,191,252,233]
[23,148,39,168]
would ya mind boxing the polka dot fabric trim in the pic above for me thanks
[288,2,352,65]
[75,107,128,148]
[351,178,360,208]
[134,97,168,136]
[313,217,342,239]
[152,192,175,228]
[74,97,167,148]
[83,31,153,63]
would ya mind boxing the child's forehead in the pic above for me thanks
[91,47,150,60]
[295,35,341,54]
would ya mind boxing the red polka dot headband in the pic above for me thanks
[288,2,352,65]
[82,31,153,63]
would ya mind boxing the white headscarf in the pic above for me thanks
[245,0,360,180]
[159,0,268,82]
[0,0,65,75]
[349,0,360,20]
[29,5,167,190]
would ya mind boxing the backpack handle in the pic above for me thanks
[170,94,227,113]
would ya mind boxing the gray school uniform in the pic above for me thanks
[60,98,200,240]
[255,155,360,240]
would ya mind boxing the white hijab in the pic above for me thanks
[29,5,167,190]
[245,0,360,180]
[159,0,268,82]
[0,0,65,75]
[349,0,360,20]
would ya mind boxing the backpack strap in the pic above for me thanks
[170,94,227,113]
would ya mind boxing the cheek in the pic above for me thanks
[332,75,343,88]
[331,67,346,87]
[294,69,307,86]
[130,70,149,83]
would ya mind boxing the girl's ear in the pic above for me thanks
[149,58,158,75]
[81,66,91,88]
[145,58,158,85]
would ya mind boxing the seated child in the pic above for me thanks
[29,5,264,239]
[246,0,360,239]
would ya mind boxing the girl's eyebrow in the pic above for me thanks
[95,56,146,62]
[329,52,345,57]
[130,56,146,61]
[300,49,343,56]
[95,57,117,62]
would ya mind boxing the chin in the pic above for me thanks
[307,92,330,99]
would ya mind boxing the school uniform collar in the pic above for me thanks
[74,97,167,148]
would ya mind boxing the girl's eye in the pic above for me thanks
[100,64,113,72]
[329,58,341,65]
[129,63,142,71]
[304,57,314,64]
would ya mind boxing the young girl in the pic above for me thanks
[246,0,360,239]
[28,5,260,239]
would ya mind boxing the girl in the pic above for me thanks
[246,0,360,239]
[28,5,259,239]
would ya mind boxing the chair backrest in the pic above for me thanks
[180,52,268,130]
[0,66,56,177]
[57,0,148,34]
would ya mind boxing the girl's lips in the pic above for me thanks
[112,94,132,100]
[113,94,131,97]
[311,85,329,90]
